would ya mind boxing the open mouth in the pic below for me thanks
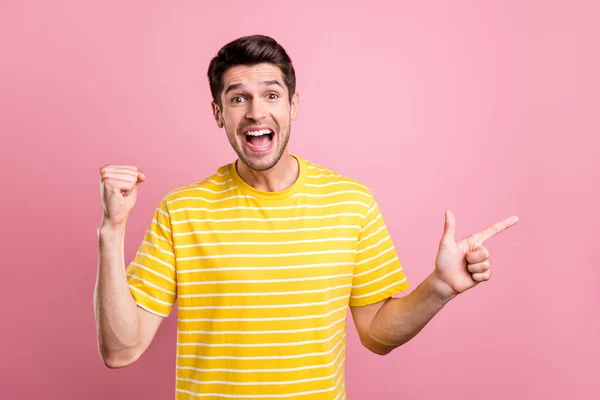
[244,128,274,151]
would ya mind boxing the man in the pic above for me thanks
[95,35,519,399]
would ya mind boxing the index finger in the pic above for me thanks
[469,215,519,246]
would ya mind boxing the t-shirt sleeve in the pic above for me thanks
[349,193,410,307]
[125,197,177,317]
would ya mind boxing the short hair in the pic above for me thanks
[207,34,296,108]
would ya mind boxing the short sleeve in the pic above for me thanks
[126,197,177,317]
[349,193,409,307]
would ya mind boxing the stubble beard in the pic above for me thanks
[229,123,291,172]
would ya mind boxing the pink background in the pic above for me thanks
[1,1,598,399]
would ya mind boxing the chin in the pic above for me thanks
[242,156,278,171]
[240,150,283,172]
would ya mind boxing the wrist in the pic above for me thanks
[98,217,127,237]
[427,272,458,303]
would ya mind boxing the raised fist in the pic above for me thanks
[99,165,146,227]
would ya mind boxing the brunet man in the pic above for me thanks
[95,34,519,399]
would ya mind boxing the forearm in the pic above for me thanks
[366,273,456,355]
[94,221,142,367]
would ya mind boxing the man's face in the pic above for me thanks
[211,63,299,171]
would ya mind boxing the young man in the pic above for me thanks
[95,35,518,399]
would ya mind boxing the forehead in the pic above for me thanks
[222,63,285,91]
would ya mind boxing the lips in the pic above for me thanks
[241,125,276,153]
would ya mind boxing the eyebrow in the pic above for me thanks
[223,80,284,96]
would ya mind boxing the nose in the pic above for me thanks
[245,99,267,121]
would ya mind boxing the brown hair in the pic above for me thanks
[207,34,296,108]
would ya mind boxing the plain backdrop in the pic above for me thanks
[1,1,598,399]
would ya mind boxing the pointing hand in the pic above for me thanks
[432,210,519,297]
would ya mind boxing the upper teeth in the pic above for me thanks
[246,129,272,136]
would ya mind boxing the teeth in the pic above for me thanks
[246,129,272,136]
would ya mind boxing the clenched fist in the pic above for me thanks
[99,165,146,228]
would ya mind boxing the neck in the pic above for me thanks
[236,151,299,192]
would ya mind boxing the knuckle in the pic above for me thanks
[469,263,482,273]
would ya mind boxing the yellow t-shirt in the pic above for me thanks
[126,154,410,399]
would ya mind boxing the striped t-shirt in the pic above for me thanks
[126,154,410,399]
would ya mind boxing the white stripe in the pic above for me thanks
[168,194,254,205]
[177,261,354,274]
[130,262,176,284]
[178,273,352,286]
[305,181,367,190]
[307,165,329,171]
[127,273,176,295]
[356,236,390,254]
[170,201,369,215]
[353,257,398,278]
[177,334,346,360]
[146,229,172,245]
[358,225,386,244]
[179,305,348,323]
[175,237,355,249]
[177,327,345,347]
[129,285,173,306]
[352,268,403,289]
[177,250,356,261]
[178,283,351,298]
[206,179,232,185]
[172,213,365,225]
[176,344,344,373]
[169,186,238,197]
[351,277,408,299]
[216,170,229,176]
[367,203,377,215]
[291,190,370,199]
[175,353,344,386]
[307,174,342,178]
[179,294,348,311]
[137,251,175,272]
[174,225,360,236]
[359,214,381,233]
[178,315,346,335]
[355,246,394,265]
[152,219,171,233]
[334,382,345,400]
[142,241,175,257]
[175,361,344,398]
[134,301,169,317]
[157,208,169,218]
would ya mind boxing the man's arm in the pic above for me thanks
[351,209,519,355]
[350,273,455,355]
[94,222,164,368]
[94,165,165,369]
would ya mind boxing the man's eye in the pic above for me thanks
[267,93,279,100]
[231,96,245,104]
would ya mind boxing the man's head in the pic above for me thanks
[207,35,299,171]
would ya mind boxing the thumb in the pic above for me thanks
[442,209,456,242]
[136,169,146,185]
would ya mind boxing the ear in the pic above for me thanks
[290,92,299,121]
[211,101,224,128]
